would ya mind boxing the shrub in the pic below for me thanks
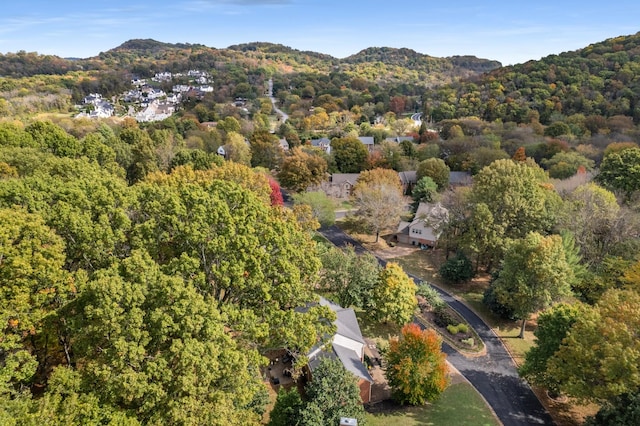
[433,306,456,328]
[439,252,474,283]
[462,338,475,347]
[417,283,446,310]
[483,282,521,320]
[447,323,469,334]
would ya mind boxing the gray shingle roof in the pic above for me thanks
[307,298,372,383]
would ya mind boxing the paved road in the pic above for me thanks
[319,225,555,425]
[268,78,289,122]
[410,112,422,126]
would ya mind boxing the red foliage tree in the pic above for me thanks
[268,178,284,206]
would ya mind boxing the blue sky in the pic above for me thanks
[1,1,639,66]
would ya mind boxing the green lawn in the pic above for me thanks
[366,382,500,426]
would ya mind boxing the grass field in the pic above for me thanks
[365,382,500,426]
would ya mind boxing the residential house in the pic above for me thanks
[172,84,191,93]
[195,76,209,84]
[385,136,415,144]
[398,170,417,195]
[315,173,360,198]
[80,93,115,119]
[307,297,373,403]
[449,171,473,187]
[152,72,172,82]
[82,93,102,105]
[393,202,449,247]
[310,137,332,154]
[358,136,375,152]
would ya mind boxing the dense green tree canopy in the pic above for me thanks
[416,158,450,191]
[0,149,132,272]
[292,191,336,228]
[278,147,328,192]
[299,358,366,426]
[0,208,71,396]
[331,137,369,173]
[519,303,585,393]
[471,159,561,239]
[597,147,640,199]
[317,245,380,309]
[491,232,574,337]
[548,289,640,403]
[72,250,265,425]
[131,170,332,352]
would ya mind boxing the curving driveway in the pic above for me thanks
[319,225,555,425]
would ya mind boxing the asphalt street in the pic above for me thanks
[319,225,555,425]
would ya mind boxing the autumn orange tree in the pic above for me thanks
[385,323,449,405]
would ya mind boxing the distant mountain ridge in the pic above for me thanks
[2,32,640,124]
[0,38,500,83]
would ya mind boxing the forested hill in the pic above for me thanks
[424,31,640,123]
[344,47,501,73]
[0,39,500,87]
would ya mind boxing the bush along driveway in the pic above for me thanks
[320,225,555,426]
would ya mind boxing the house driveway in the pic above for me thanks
[320,225,555,426]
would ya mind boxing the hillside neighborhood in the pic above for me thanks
[1,26,640,426]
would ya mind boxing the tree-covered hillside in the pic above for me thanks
[423,31,640,123]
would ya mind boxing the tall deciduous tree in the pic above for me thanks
[462,202,504,272]
[352,168,405,242]
[557,183,622,266]
[331,137,368,173]
[72,250,265,425]
[292,191,335,228]
[548,289,640,403]
[299,358,366,426]
[416,158,449,191]
[224,131,251,165]
[318,245,380,309]
[373,262,417,326]
[0,208,71,395]
[385,323,449,405]
[268,387,304,426]
[491,232,574,338]
[278,147,327,192]
[471,159,561,239]
[0,151,132,272]
[250,129,282,170]
[132,170,333,352]
[597,147,640,199]
[519,303,584,394]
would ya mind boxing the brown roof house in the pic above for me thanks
[307,297,373,403]
[314,173,361,199]
[393,202,449,248]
